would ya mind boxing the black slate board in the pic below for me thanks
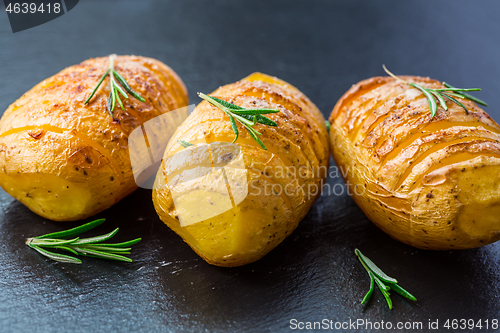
[1,1,500,332]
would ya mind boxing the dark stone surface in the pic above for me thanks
[0,1,499,332]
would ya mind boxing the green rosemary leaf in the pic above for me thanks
[72,247,133,262]
[443,91,469,100]
[113,70,146,103]
[52,246,79,256]
[111,85,117,113]
[76,245,132,252]
[114,81,128,99]
[35,219,106,239]
[231,108,280,115]
[115,85,125,111]
[206,96,279,115]
[248,114,257,126]
[72,228,119,245]
[112,70,132,91]
[28,237,80,247]
[256,115,277,126]
[199,93,229,111]
[232,113,256,127]
[107,93,114,116]
[205,94,279,116]
[374,275,390,291]
[388,283,417,301]
[91,238,142,248]
[355,249,398,284]
[84,68,110,104]
[229,114,239,143]
[442,93,469,114]
[433,87,480,92]
[203,94,244,110]
[177,139,194,148]
[443,82,488,106]
[247,127,267,150]
[409,83,437,117]
[239,114,277,126]
[373,273,393,310]
[129,90,146,103]
[117,95,125,111]
[431,91,448,111]
[247,123,262,135]
[361,271,375,304]
[29,244,82,264]
[325,120,330,132]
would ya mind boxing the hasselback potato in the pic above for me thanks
[329,75,500,250]
[153,73,329,266]
[0,55,188,221]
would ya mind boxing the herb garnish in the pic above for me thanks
[198,93,281,150]
[177,139,194,148]
[84,54,146,116]
[355,249,416,309]
[383,65,487,117]
[26,218,141,264]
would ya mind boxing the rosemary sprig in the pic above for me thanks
[198,93,281,150]
[383,65,487,117]
[355,249,416,310]
[26,218,141,264]
[84,54,146,116]
[177,139,194,148]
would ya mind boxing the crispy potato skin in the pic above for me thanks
[0,55,188,221]
[153,73,329,266]
[329,76,500,250]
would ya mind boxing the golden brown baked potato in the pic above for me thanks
[0,55,188,221]
[329,75,500,250]
[153,73,329,266]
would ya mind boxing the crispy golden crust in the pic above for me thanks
[0,55,188,221]
[153,73,329,267]
[329,76,500,250]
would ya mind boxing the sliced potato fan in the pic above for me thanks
[329,76,500,250]
[153,73,329,267]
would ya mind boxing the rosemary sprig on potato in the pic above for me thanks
[383,65,487,117]
[198,92,281,150]
[26,219,141,264]
[84,54,146,116]
[355,249,416,310]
